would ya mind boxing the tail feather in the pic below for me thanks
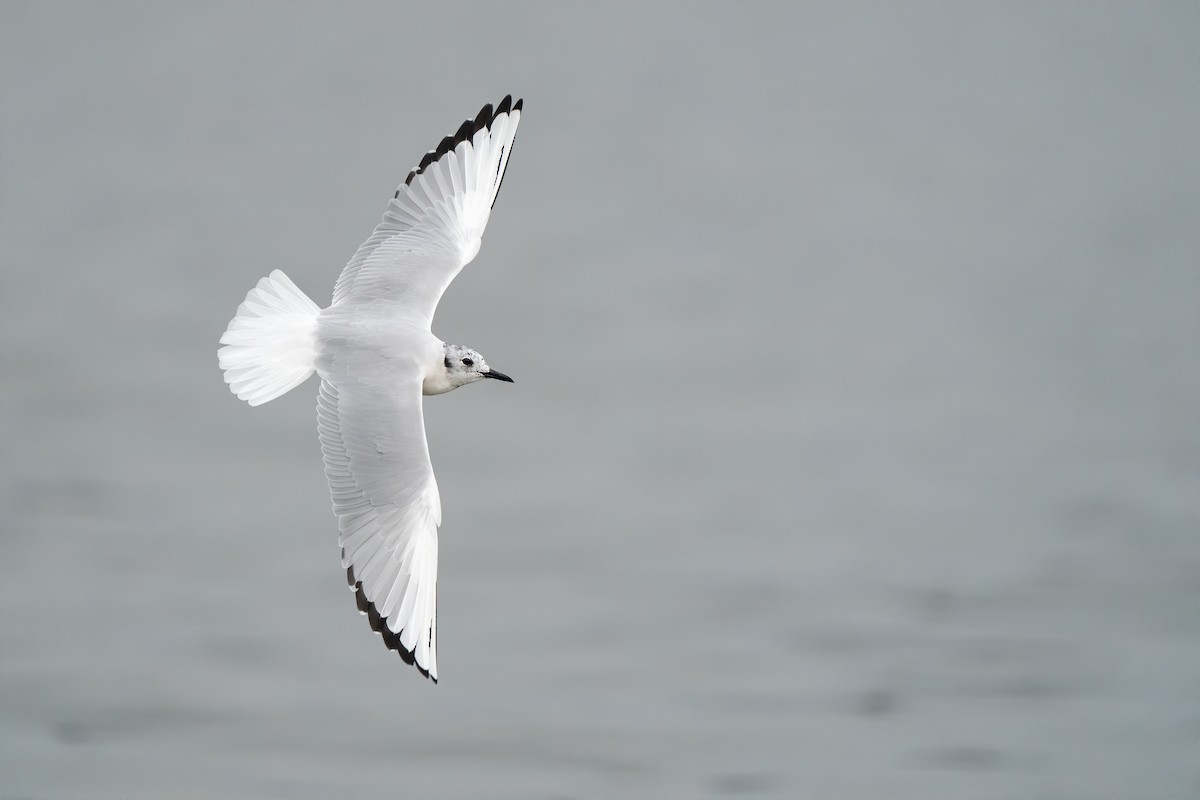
[219,270,321,406]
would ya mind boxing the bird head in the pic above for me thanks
[442,343,513,390]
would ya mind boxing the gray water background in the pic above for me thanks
[2,3,1197,797]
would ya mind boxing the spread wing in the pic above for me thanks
[331,95,523,329]
[317,377,442,681]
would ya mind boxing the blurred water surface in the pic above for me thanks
[2,2,1197,798]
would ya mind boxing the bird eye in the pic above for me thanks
[462,357,474,367]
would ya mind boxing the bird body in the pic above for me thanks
[218,96,523,682]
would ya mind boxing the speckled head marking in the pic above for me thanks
[430,343,513,394]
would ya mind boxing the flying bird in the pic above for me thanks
[218,96,524,682]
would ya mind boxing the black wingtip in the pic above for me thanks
[405,95,518,188]
[513,98,523,112]
[401,95,521,194]
[346,564,436,683]
[454,118,474,142]
[473,103,494,136]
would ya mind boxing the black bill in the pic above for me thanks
[483,368,514,383]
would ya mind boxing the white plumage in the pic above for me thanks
[217,270,321,406]
[219,96,523,682]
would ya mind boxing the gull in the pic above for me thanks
[218,96,523,682]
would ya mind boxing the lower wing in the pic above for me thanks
[317,378,441,681]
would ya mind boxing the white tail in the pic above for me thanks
[219,269,321,406]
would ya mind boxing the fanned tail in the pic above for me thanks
[218,269,321,406]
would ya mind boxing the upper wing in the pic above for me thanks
[331,95,523,328]
[317,377,442,681]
